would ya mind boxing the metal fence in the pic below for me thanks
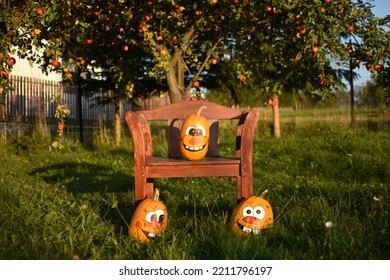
[0,75,138,125]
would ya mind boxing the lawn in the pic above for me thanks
[0,108,389,259]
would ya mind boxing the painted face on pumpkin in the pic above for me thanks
[181,125,209,154]
[131,208,167,242]
[129,189,168,243]
[230,196,274,237]
[180,106,210,161]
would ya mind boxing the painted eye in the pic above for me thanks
[155,209,165,223]
[242,206,254,217]
[253,206,266,220]
[145,211,157,222]
[185,126,196,136]
[195,126,206,136]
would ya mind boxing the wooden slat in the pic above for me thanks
[146,161,240,178]
[146,156,240,165]
[138,100,248,120]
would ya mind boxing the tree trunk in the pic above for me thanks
[166,57,189,103]
[166,64,182,104]
[114,99,121,146]
[273,95,281,138]
[165,29,194,104]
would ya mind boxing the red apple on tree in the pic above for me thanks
[51,60,60,67]
[211,58,218,64]
[139,25,147,32]
[353,59,361,66]
[328,45,336,52]
[192,80,200,87]
[346,44,353,53]
[374,63,382,71]
[319,78,328,86]
[298,26,307,35]
[312,46,319,53]
[348,25,354,32]
[86,38,93,44]
[195,10,203,16]
[7,56,16,66]
[0,70,9,78]
[36,7,44,16]
[240,74,247,82]
[365,63,376,73]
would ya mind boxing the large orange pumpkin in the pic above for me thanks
[180,106,210,161]
[128,188,168,243]
[230,190,273,237]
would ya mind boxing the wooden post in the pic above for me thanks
[77,70,84,143]
[349,52,355,126]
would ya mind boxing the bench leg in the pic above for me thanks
[236,175,253,202]
[134,167,154,203]
[146,179,154,198]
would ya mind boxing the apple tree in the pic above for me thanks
[0,1,36,107]
[2,0,389,140]
[207,0,389,137]
[8,1,163,144]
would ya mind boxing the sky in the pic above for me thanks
[371,0,390,17]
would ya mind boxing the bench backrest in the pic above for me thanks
[135,101,251,158]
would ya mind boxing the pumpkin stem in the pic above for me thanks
[196,106,207,116]
[152,188,160,201]
[260,189,268,198]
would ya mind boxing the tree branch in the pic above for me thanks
[185,37,224,92]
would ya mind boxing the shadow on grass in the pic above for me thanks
[29,162,133,194]
[29,161,136,234]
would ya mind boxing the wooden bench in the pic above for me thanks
[125,100,260,204]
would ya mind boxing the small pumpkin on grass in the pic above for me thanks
[230,189,273,237]
[128,188,168,243]
[180,106,210,161]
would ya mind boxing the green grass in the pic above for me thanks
[0,108,389,259]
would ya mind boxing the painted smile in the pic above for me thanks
[142,230,161,240]
[182,143,206,152]
[237,222,261,235]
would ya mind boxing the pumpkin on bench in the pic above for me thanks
[125,100,260,204]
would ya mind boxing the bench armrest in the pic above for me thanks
[125,111,153,166]
[236,108,260,174]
